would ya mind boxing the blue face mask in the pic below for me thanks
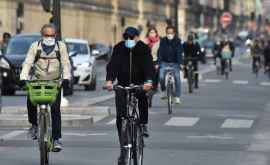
[125,39,136,48]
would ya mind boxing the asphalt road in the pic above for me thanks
[1,56,270,165]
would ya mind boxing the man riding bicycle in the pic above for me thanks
[157,25,183,104]
[183,34,202,89]
[251,39,263,73]
[105,27,153,165]
[20,24,71,152]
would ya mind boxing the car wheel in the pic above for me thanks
[85,76,96,91]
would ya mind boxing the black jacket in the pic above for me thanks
[106,41,154,86]
[183,42,201,60]
[157,37,183,65]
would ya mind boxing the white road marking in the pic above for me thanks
[204,79,222,83]
[63,132,108,137]
[106,118,116,125]
[221,119,254,128]
[260,82,270,86]
[187,135,234,140]
[232,80,249,85]
[165,117,199,127]
[93,115,107,123]
[0,130,25,140]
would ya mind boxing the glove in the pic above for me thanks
[19,80,27,88]
[62,79,70,89]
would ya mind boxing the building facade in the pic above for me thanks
[0,0,258,44]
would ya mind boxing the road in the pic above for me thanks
[1,56,270,165]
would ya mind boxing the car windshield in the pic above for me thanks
[66,42,88,55]
[6,36,40,55]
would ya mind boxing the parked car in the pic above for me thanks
[3,33,74,96]
[65,38,97,91]
[90,43,112,61]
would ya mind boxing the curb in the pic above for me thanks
[0,106,111,128]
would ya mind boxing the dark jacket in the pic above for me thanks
[264,44,270,63]
[106,41,154,86]
[157,37,183,65]
[183,42,201,60]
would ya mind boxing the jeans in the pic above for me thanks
[159,62,181,97]
[27,90,62,140]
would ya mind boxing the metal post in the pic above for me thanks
[52,0,61,40]
[174,0,179,36]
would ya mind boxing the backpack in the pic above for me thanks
[34,40,61,64]
[221,45,232,59]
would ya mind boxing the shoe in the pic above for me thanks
[175,97,182,104]
[52,139,63,152]
[142,124,149,138]
[28,125,38,140]
[118,148,127,165]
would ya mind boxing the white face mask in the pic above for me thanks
[43,37,56,46]
[167,34,174,40]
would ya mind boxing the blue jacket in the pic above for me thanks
[157,37,183,65]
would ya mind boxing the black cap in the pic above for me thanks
[123,27,140,37]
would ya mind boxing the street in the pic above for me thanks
[1,55,270,165]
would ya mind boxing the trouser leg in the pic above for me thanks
[51,90,62,140]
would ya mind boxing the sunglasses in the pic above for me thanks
[123,34,135,40]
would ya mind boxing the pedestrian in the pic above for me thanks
[144,27,160,107]
[1,32,11,55]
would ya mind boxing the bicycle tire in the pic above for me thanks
[188,69,193,93]
[132,126,144,165]
[122,119,132,165]
[167,83,173,114]
[39,114,49,165]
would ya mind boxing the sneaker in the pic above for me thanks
[142,124,149,138]
[28,125,38,140]
[175,97,182,104]
[118,148,127,165]
[52,139,63,152]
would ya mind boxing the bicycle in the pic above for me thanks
[216,57,221,75]
[253,56,261,78]
[186,60,195,93]
[26,80,60,165]
[221,52,232,80]
[114,85,145,165]
[164,67,175,114]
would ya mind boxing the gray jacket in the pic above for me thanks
[20,41,71,80]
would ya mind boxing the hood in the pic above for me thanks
[71,54,92,66]
[5,54,26,67]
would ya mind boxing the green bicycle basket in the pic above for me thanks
[27,80,60,106]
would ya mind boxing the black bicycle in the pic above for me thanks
[114,85,145,165]
[253,57,261,78]
[185,59,195,93]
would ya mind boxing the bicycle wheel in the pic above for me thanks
[132,125,144,165]
[39,114,49,165]
[121,119,132,165]
[187,70,193,93]
[167,83,173,114]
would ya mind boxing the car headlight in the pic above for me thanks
[0,58,10,69]
[201,48,205,52]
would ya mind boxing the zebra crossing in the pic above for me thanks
[99,115,256,130]
[202,79,270,86]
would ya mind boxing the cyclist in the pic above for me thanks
[20,24,71,152]
[219,37,234,74]
[157,25,183,104]
[251,39,263,73]
[105,27,153,165]
[183,34,202,89]
[264,40,270,72]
